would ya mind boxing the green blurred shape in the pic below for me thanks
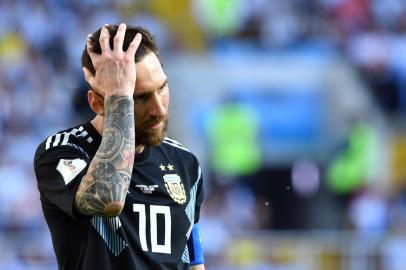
[327,123,377,194]
[207,103,261,176]
[195,0,244,36]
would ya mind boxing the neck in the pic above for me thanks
[91,115,144,154]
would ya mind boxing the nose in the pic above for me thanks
[147,93,166,116]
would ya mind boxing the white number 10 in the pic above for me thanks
[133,204,171,254]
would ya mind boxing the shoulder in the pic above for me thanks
[160,137,198,162]
[34,123,95,164]
[160,137,203,186]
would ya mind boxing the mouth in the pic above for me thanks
[148,121,162,130]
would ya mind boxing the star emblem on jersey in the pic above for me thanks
[163,174,187,204]
[167,164,174,171]
[159,164,166,171]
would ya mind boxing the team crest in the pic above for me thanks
[163,174,186,204]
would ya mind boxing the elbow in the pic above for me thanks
[74,193,125,217]
[103,202,125,217]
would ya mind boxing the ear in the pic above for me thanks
[88,90,105,116]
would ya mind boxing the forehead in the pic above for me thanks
[135,52,166,92]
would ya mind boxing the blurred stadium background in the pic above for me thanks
[1,0,406,269]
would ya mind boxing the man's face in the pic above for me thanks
[133,52,169,147]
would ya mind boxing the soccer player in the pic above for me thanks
[34,23,205,270]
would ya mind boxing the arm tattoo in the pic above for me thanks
[75,96,135,217]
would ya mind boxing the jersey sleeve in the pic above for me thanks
[34,144,91,221]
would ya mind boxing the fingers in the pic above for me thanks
[125,33,142,59]
[91,23,136,59]
[83,67,105,97]
[99,25,111,55]
[113,23,127,55]
[86,34,95,58]
[82,67,95,87]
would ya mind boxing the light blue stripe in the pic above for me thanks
[91,217,128,256]
[182,166,202,262]
[182,245,190,263]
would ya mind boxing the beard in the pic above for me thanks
[135,116,168,147]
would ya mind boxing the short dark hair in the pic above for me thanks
[81,24,159,76]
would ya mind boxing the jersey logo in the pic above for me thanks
[163,174,186,204]
[56,158,87,185]
[136,184,159,194]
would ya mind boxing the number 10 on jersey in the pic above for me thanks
[133,204,171,254]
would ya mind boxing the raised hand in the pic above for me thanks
[83,23,142,98]
[75,23,139,217]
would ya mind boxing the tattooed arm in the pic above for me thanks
[75,96,135,217]
[74,24,142,217]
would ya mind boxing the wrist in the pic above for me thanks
[105,88,134,98]
[104,95,134,115]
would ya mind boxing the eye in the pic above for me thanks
[158,83,168,94]
[134,93,149,102]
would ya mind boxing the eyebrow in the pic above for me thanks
[134,78,168,98]
[91,79,168,100]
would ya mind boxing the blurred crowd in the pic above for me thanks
[1,0,406,269]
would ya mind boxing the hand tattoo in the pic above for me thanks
[75,96,135,217]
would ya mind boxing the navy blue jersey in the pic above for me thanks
[34,122,204,270]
